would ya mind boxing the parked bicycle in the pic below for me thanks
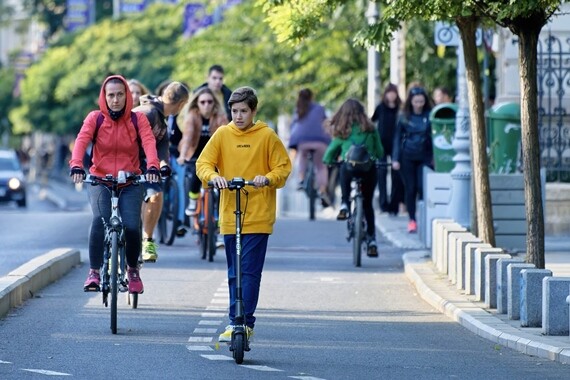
[84,171,146,334]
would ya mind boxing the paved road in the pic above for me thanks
[1,212,569,379]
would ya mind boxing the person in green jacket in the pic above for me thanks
[323,98,384,257]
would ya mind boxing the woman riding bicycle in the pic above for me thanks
[323,98,384,257]
[69,75,161,294]
[288,88,331,207]
[177,87,228,215]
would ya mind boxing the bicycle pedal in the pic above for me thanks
[143,259,156,263]
[83,285,100,292]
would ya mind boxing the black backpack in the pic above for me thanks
[86,111,143,168]
[344,134,372,173]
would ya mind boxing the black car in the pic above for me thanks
[0,149,27,207]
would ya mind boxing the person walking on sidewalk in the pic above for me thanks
[288,88,332,208]
[177,87,228,217]
[392,86,433,233]
[196,86,291,342]
[323,98,384,257]
[133,81,190,262]
[69,75,161,294]
[371,83,404,215]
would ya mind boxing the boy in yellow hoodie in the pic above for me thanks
[196,86,291,342]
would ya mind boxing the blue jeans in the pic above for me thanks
[223,233,269,328]
[170,157,187,222]
[88,183,144,269]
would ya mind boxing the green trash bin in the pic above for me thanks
[486,102,521,173]
[429,103,457,173]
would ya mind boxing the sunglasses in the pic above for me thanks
[410,87,426,96]
[199,100,214,105]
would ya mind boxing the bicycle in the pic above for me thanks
[209,177,261,364]
[193,186,220,262]
[299,149,318,220]
[83,171,146,334]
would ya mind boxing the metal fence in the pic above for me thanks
[537,32,570,182]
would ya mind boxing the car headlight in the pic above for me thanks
[8,178,21,190]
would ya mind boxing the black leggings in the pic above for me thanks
[399,158,427,221]
[340,164,378,238]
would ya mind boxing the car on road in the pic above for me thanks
[0,149,27,207]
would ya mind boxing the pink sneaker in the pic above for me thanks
[127,267,144,294]
[407,220,417,233]
[84,269,100,292]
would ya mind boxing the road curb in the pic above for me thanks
[403,250,570,365]
[0,248,81,319]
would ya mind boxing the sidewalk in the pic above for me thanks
[376,212,570,364]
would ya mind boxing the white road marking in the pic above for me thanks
[188,336,213,343]
[242,365,283,372]
[206,305,226,310]
[210,298,227,304]
[214,292,227,298]
[199,320,223,325]
[0,360,12,364]
[289,377,327,380]
[201,354,232,361]
[201,312,225,318]
[193,328,218,334]
[186,345,213,351]
[21,369,72,376]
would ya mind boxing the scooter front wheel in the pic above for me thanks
[231,332,245,364]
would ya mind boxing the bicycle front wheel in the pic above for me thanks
[353,196,363,267]
[110,230,119,334]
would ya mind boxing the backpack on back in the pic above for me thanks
[344,134,372,173]
[86,111,143,168]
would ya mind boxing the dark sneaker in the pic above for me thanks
[83,270,100,292]
[337,203,349,220]
[367,239,378,257]
[127,267,144,294]
[319,191,332,208]
[296,181,304,191]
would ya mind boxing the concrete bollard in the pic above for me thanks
[520,269,552,327]
[454,235,482,289]
[432,219,453,264]
[474,247,504,302]
[507,263,536,320]
[484,253,512,308]
[497,258,525,314]
[438,223,466,274]
[542,277,570,336]
[462,242,493,294]
[448,232,476,285]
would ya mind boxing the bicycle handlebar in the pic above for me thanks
[84,172,147,185]
[330,160,390,168]
[207,177,266,190]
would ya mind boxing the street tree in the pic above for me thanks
[259,0,497,248]
[470,0,563,269]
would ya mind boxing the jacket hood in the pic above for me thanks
[227,120,268,135]
[138,94,166,117]
[98,75,133,121]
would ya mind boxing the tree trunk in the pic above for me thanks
[513,21,545,269]
[457,17,496,246]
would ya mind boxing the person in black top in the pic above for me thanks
[196,65,233,121]
[371,83,404,215]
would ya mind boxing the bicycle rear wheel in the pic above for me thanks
[159,177,179,246]
[305,160,317,221]
[353,196,363,267]
[110,231,119,334]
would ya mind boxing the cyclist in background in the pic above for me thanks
[133,81,190,262]
[178,87,228,216]
[69,75,161,294]
[195,64,233,121]
[128,78,150,107]
[323,98,384,257]
[288,88,331,208]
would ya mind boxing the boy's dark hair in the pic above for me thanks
[209,64,224,74]
[228,86,258,111]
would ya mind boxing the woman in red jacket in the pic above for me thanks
[69,75,160,294]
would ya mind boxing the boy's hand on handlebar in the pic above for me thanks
[252,175,269,188]
[145,167,160,183]
[210,176,228,189]
[392,161,400,170]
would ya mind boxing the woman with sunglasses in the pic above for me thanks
[178,87,229,214]
[392,86,433,233]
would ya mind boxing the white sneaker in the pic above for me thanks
[185,198,198,216]
[216,234,224,248]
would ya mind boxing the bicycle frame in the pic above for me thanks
[302,150,317,220]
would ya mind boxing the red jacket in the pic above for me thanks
[69,75,159,176]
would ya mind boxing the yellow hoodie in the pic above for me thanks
[196,121,291,234]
